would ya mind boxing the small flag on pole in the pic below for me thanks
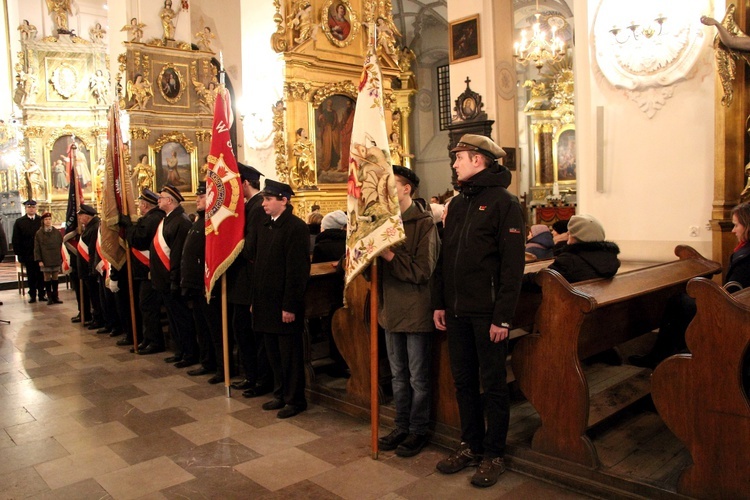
[204,87,244,301]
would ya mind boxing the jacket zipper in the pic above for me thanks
[452,197,474,313]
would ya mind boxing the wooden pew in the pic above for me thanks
[303,262,343,384]
[511,245,721,468]
[651,278,750,498]
[332,259,553,424]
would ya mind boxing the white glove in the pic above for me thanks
[107,279,119,293]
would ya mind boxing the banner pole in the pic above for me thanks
[125,243,138,353]
[222,274,231,398]
[370,261,379,459]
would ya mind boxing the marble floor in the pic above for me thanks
[0,287,590,499]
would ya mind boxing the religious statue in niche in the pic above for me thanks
[132,154,154,191]
[127,74,153,110]
[46,0,72,35]
[288,0,314,45]
[375,16,400,61]
[89,22,106,43]
[291,128,316,189]
[121,18,146,43]
[388,132,413,166]
[18,20,38,41]
[195,26,215,51]
[160,0,178,41]
[24,160,47,201]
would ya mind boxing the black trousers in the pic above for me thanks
[263,331,306,408]
[446,315,510,458]
[190,293,218,372]
[139,280,163,347]
[233,303,271,387]
[83,274,103,324]
[24,259,44,299]
[161,290,198,362]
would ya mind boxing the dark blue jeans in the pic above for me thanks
[446,315,509,458]
[384,331,432,435]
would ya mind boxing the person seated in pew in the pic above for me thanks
[551,219,569,256]
[630,202,750,368]
[525,224,554,260]
[523,214,620,290]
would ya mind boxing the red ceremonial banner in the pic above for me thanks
[204,88,245,301]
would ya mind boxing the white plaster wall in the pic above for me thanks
[573,0,721,261]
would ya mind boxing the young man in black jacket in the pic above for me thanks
[432,134,526,488]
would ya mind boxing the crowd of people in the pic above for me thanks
[6,132,750,490]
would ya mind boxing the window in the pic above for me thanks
[437,64,451,131]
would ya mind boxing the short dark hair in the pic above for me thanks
[732,202,750,242]
[249,179,260,190]
[467,151,492,168]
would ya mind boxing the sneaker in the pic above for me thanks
[436,442,480,474]
[378,428,408,451]
[470,457,506,488]
[395,433,429,457]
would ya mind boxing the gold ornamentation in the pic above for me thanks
[18,20,38,41]
[362,0,376,23]
[284,81,312,101]
[195,26,216,52]
[192,63,219,113]
[151,132,195,153]
[130,128,151,140]
[157,63,186,104]
[46,0,72,34]
[312,81,358,108]
[49,62,78,99]
[44,126,93,151]
[24,126,45,138]
[89,22,106,43]
[710,5,749,107]
[290,128,316,189]
[142,55,151,80]
[41,36,58,43]
[272,100,289,182]
[160,0,177,41]
[196,130,212,142]
[288,0,314,46]
[126,74,153,110]
[321,0,360,48]
[271,0,289,53]
[132,154,155,191]
[121,18,146,43]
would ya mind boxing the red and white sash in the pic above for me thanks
[132,247,150,267]
[77,238,90,262]
[153,220,171,271]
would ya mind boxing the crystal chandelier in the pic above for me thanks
[514,1,567,69]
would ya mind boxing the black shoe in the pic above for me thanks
[38,295,47,302]
[138,345,166,355]
[242,384,273,398]
[87,322,104,331]
[187,367,211,376]
[71,315,81,323]
[207,374,225,384]
[230,379,254,391]
[396,433,429,457]
[28,297,36,304]
[277,404,306,419]
[83,320,92,326]
[96,327,113,334]
[164,355,182,363]
[108,330,124,337]
[51,297,63,304]
[174,359,198,368]
[261,398,285,410]
[116,337,133,346]
[378,429,409,451]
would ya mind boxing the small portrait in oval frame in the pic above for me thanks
[322,0,359,48]
[158,64,184,103]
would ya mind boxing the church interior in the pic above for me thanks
[0,0,748,498]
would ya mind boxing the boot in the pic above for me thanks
[38,283,47,302]
[50,280,63,305]
[45,281,53,305]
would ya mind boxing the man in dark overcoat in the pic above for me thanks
[228,163,273,397]
[75,204,104,328]
[249,180,310,419]
[13,200,44,302]
[150,183,197,367]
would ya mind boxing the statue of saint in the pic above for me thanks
[132,154,154,191]
[45,0,72,34]
[93,158,105,202]
[193,79,219,113]
[89,70,109,105]
[160,0,178,41]
[89,22,106,43]
[127,74,153,110]
[18,20,38,41]
[195,26,216,51]
[292,128,316,188]
[288,1,313,45]
[25,160,47,201]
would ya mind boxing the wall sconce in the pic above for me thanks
[609,15,667,44]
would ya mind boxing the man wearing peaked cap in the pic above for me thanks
[195,180,206,196]
[151,180,198,367]
[13,199,44,302]
[138,188,159,206]
[392,165,419,189]
[227,163,274,397]
[433,132,525,487]
[260,179,294,199]
[75,201,105,329]
[250,177,310,418]
[450,133,507,161]
[160,183,184,203]
[77,204,97,216]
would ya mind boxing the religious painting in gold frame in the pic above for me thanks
[46,133,95,201]
[553,125,576,183]
[449,15,481,64]
[148,133,198,196]
[532,123,555,186]
[321,0,360,48]
[313,94,355,184]
[156,62,187,105]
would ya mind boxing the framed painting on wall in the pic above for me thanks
[321,0,359,48]
[449,15,481,63]
[314,94,355,184]
[48,134,94,201]
[148,133,197,195]
[554,125,576,183]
